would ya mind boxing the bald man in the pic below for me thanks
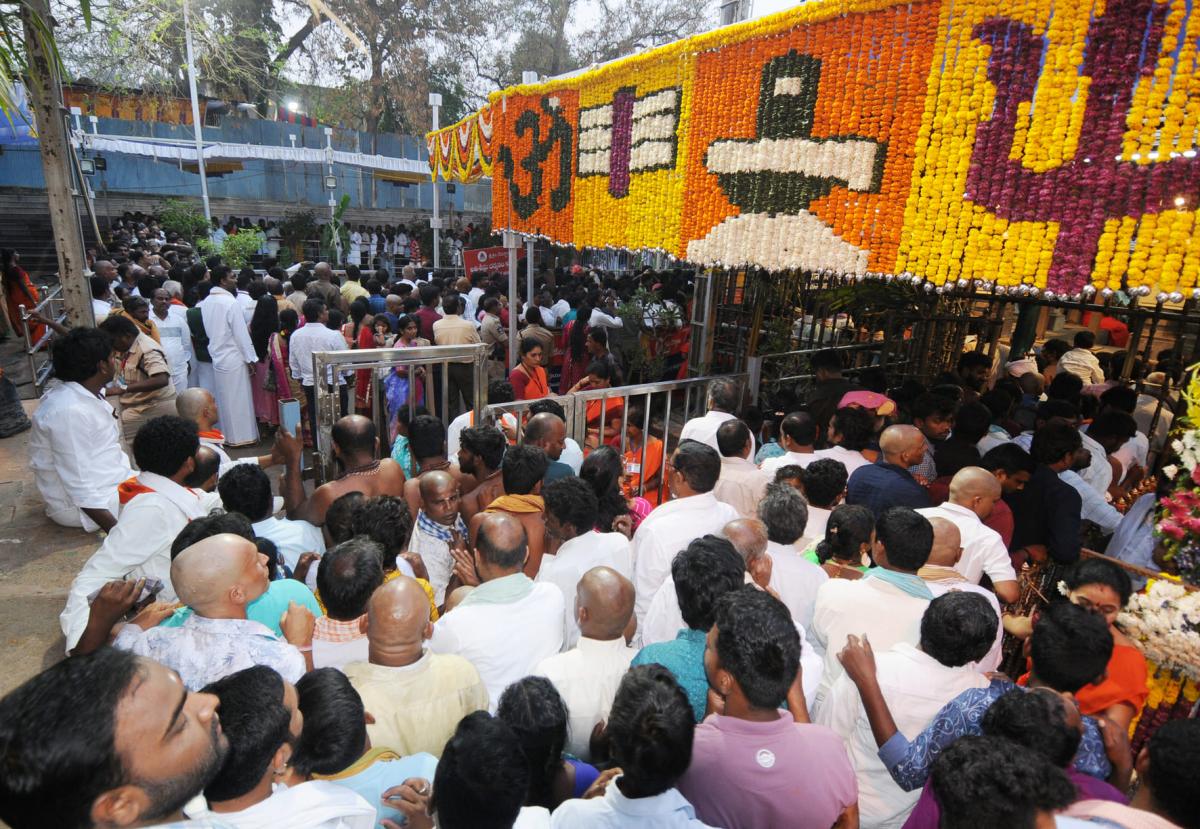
[288,414,407,527]
[918,517,1005,672]
[305,261,344,311]
[845,424,931,516]
[428,512,564,710]
[919,466,1019,603]
[535,566,637,761]
[176,387,289,474]
[345,577,488,757]
[112,533,313,689]
[407,469,469,606]
[524,412,573,484]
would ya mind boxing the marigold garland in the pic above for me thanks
[427,0,1200,296]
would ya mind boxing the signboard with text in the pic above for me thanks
[463,246,525,278]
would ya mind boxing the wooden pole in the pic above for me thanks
[21,0,93,327]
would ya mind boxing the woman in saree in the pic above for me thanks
[558,303,591,394]
[268,308,309,444]
[249,294,280,427]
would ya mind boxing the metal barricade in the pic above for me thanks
[18,284,66,397]
[486,374,750,503]
[311,342,490,482]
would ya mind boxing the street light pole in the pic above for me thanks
[429,92,442,269]
[183,0,211,222]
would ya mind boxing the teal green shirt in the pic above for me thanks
[160,579,323,636]
[630,628,709,722]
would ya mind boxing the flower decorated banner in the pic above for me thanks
[431,0,1200,295]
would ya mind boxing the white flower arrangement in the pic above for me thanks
[1118,580,1200,681]
[1170,429,1200,475]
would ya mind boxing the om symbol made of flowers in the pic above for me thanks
[435,0,1200,293]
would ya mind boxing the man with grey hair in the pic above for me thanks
[757,482,828,629]
[305,261,343,311]
[151,284,192,394]
[678,376,752,455]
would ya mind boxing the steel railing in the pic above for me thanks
[311,342,490,482]
[18,284,66,397]
[485,373,750,503]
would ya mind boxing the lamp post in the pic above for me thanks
[183,0,211,222]
[429,92,443,269]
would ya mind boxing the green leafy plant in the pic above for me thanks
[278,209,318,261]
[197,230,264,270]
[155,198,210,244]
[320,195,351,263]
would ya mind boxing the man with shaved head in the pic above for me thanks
[407,469,469,606]
[289,414,407,527]
[917,517,1004,672]
[305,261,344,311]
[176,386,289,474]
[345,577,488,757]
[535,566,637,760]
[919,466,1019,603]
[429,512,564,710]
[113,533,314,689]
[523,411,574,484]
[846,424,931,516]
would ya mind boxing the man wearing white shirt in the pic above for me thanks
[1080,410,1138,498]
[809,507,935,710]
[758,411,819,475]
[918,517,1004,672]
[234,270,256,326]
[549,293,571,324]
[817,593,996,828]
[428,513,564,710]
[536,566,637,760]
[30,329,132,532]
[90,273,115,322]
[60,416,220,652]
[151,286,192,394]
[678,377,744,453]
[1060,468,1123,535]
[917,466,1019,603]
[758,483,828,629]
[588,304,624,331]
[349,226,363,266]
[812,405,875,477]
[217,464,323,572]
[537,477,633,648]
[632,441,740,628]
[288,297,348,445]
[711,419,772,519]
[199,266,259,446]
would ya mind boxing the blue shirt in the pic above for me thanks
[160,578,324,636]
[877,678,1112,791]
[754,440,786,466]
[324,750,438,829]
[368,294,387,314]
[631,628,709,722]
[846,460,931,517]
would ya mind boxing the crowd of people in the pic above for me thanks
[1,225,1198,829]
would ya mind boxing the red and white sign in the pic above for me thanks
[464,246,525,278]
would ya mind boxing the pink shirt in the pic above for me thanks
[677,714,857,829]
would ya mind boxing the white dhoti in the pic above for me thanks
[192,359,215,393]
[171,369,189,395]
[212,362,259,446]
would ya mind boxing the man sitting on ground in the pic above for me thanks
[524,411,575,484]
[468,444,550,578]
[113,532,314,689]
[198,666,375,827]
[289,415,407,527]
[176,387,291,475]
[457,424,507,523]
[429,512,563,710]
[30,327,132,532]
[0,648,229,829]
[536,566,637,761]
[537,477,633,648]
[1058,330,1105,384]
[345,577,488,757]
[312,538,384,670]
[61,415,220,653]
[218,463,323,576]
[407,469,468,607]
